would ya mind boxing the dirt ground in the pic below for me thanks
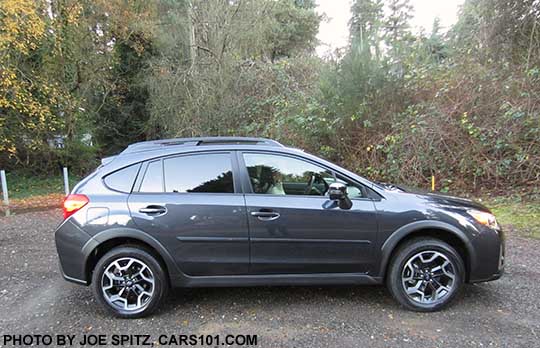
[0,209,539,347]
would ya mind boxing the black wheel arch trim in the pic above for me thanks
[377,220,477,280]
[81,227,185,283]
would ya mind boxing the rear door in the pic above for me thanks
[128,151,249,276]
[240,152,378,275]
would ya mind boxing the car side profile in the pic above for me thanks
[55,137,504,318]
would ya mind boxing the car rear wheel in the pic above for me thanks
[91,246,168,318]
[387,238,465,312]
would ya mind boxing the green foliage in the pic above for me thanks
[94,32,156,155]
[1,0,539,195]
[2,172,81,199]
[54,140,99,175]
[144,0,321,141]
[0,0,81,170]
[488,197,540,239]
[266,0,320,61]
[292,0,540,193]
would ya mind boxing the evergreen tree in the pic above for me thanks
[349,0,384,59]
[383,0,414,68]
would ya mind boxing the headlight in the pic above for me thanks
[467,209,499,229]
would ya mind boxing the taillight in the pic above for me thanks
[63,194,89,220]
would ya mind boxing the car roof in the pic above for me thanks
[101,137,295,169]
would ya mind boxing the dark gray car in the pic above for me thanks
[55,137,504,318]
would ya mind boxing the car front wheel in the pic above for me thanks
[387,238,465,312]
[91,246,168,318]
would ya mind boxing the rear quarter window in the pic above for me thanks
[103,163,141,193]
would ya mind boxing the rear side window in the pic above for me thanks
[103,163,141,193]
[140,160,163,192]
[163,153,234,193]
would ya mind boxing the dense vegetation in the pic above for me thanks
[1,0,539,194]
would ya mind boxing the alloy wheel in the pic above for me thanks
[101,257,155,312]
[401,251,456,304]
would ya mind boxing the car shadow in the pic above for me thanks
[60,280,503,319]
[153,282,503,318]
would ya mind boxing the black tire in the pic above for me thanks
[386,238,465,312]
[91,245,168,318]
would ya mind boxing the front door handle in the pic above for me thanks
[250,210,280,221]
[139,205,167,215]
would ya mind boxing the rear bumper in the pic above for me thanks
[470,268,504,283]
[60,267,88,285]
[55,219,96,285]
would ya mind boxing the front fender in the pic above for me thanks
[377,220,477,279]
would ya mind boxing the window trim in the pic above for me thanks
[237,150,376,201]
[134,159,164,193]
[133,150,240,195]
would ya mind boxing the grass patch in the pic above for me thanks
[483,197,540,239]
[1,172,81,200]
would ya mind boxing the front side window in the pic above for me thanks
[243,153,332,196]
[243,153,364,198]
[163,153,234,193]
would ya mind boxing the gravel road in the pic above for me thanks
[0,209,539,348]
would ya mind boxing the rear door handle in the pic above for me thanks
[250,210,280,221]
[139,206,167,215]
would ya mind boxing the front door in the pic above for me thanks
[128,151,249,276]
[240,152,378,275]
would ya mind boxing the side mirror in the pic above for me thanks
[328,182,352,210]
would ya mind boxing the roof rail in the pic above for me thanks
[195,137,283,146]
[122,137,283,154]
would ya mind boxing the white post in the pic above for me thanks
[1,170,8,206]
[63,167,70,196]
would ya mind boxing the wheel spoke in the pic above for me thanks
[442,261,456,280]
[109,295,128,309]
[112,261,122,273]
[104,271,124,282]
[430,265,442,273]
[135,265,153,283]
[406,280,423,295]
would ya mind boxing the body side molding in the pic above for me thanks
[171,272,382,288]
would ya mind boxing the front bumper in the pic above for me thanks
[469,226,505,283]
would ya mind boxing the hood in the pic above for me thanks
[378,182,490,212]
[420,192,490,212]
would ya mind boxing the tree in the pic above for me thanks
[0,0,79,171]
[349,0,384,59]
[86,0,160,154]
[458,0,540,66]
[266,0,320,61]
[383,0,414,67]
[144,0,321,139]
[94,32,156,155]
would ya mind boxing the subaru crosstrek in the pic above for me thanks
[55,137,504,318]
